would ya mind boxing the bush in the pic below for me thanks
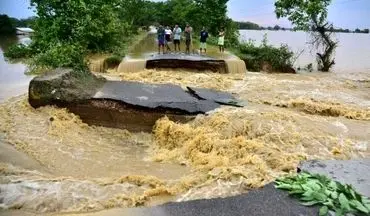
[4,44,32,59]
[5,0,132,74]
[31,43,87,70]
[237,35,294,72]
[104,55,122,69]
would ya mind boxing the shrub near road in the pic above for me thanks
[236,35,294,73]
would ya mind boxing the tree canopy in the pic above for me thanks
[30,0,130,53]
[275,0,332,31]
[235,21,260,30]
[0,14,16,34]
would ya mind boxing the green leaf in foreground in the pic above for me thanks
[338,193,350,210]
[350,200,370,213]
[275,172,370,216]
[319,206,328,216]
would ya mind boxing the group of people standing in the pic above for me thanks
[157,24,225,55]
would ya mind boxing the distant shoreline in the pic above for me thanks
[237,28,370,34]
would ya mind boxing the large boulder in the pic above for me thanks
[146,54,228,73]
[28,68,104,108]
[28,68,242,131]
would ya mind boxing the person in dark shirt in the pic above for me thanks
[157,25,165,54]
[200,27,209,54]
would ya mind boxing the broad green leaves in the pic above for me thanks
[275,172,370,216]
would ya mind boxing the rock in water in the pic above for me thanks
[146,54,228,73]
[29,68,234,131]
[28,68,104,108]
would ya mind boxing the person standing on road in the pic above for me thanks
[184,23,193,54]
[199,26,209,54]
[157,25,165,54]
[164,26,172,52]
[218,28,225,53]
[173,24,182,52]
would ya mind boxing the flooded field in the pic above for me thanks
[0,33,370,215]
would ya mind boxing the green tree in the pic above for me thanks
[10,17,36,28]
[31,0,129,52]
[118,0,160,30]
[275,0,337,72]
[195,0,228,35]
[273,25,281,31]
[0,14,16,34]
[5,0,132,71]
[143,0,238,47]
[236,21,260,30]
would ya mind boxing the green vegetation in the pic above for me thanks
[3,44,32,59]
[0,14,16,34]
[9,16,35,28]
[354,28,369,34]
[5,0,239,73]
[0,14,35,35]
[235,21,261,30]
[275,0,337,72]
[5,0,131,73]
[147,0,239,47]
[235,35,294,72]
[276,172,370,216]
[104,55,122,69]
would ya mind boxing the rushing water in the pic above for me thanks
[0,32,369,216]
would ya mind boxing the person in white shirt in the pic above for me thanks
[165,26,172,52]
[173,24,182,52]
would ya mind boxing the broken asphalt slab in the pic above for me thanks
[146,53,228,73]
[102,159,370,216]
[299,159,370,198]
[187,86,245,107]
[104,183,319,216]
[28,68,244,131]
[94,81,220,114]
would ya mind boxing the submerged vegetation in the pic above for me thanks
[235,35,294,72]
[276,172,370,216]
[275,0,337,72]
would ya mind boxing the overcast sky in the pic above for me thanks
[0,0,369,29]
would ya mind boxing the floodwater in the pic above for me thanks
[0,32,370,215]
[0,35,33,102]
[240,30,370,72]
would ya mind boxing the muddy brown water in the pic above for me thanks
[0,34,369,215]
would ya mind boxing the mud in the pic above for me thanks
[0,69,369,215]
